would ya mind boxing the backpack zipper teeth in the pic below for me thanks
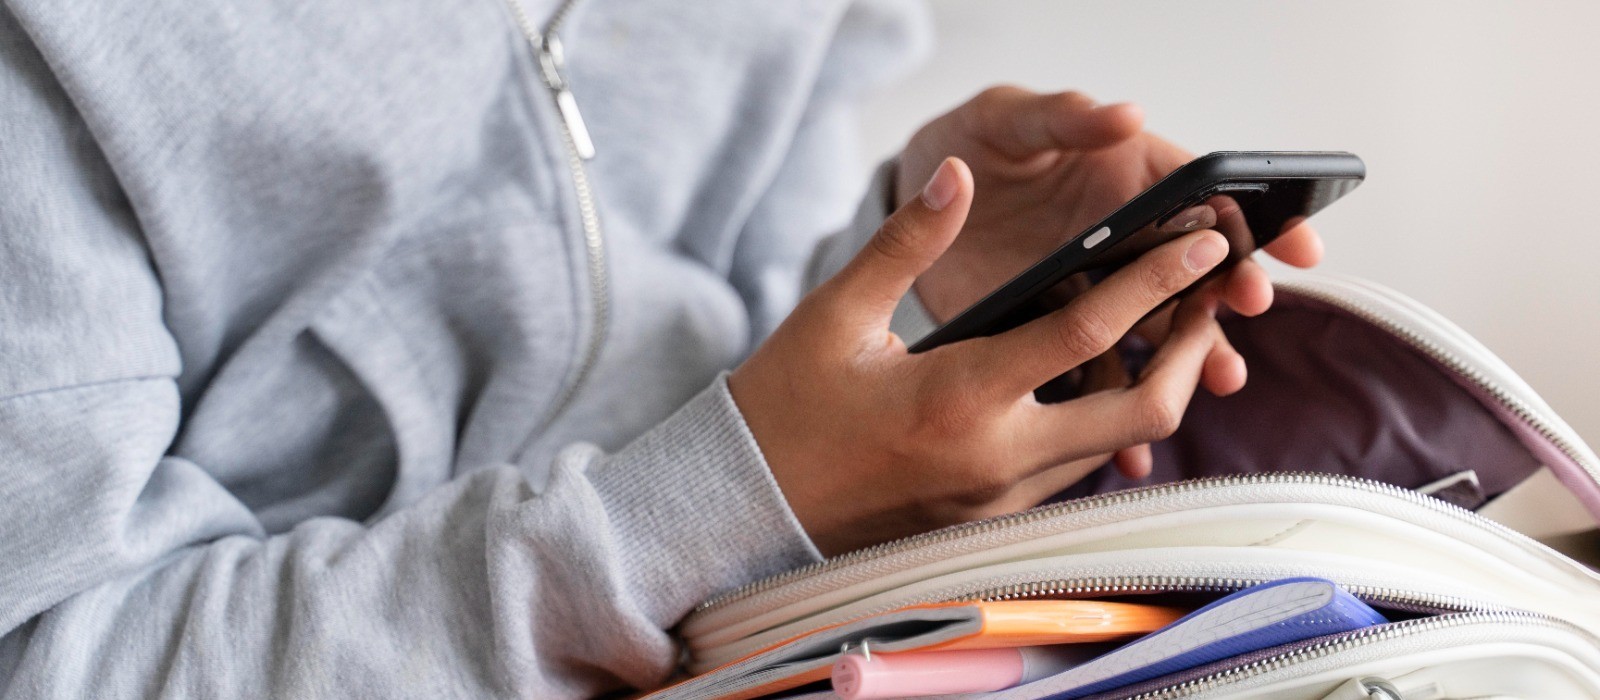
[833,575,1487,633]
[505,0,608,435]
[971,575,1482,617]
[692,281,1600,618]
[1123,609,1594,700]
[692,573,1504,678]
[1275,277,1600,490]
[693,471,1582,618]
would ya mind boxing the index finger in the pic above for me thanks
[961,229,1229,402]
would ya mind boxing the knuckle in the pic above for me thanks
[929,458,1014,511]
[869,215,921,263]
[973,84,1024,108]
[1054,306,1117,361]
[965,84,1025,124]
[1139,255,1194,300]
[1051,90,1093,110]
[913,388,985,440]
[909,365,1002,442]
[903,418,1017,508]
[958,470,1014,508]
[1135,388,1185,441]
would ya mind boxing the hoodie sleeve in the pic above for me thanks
[0,9,817,699]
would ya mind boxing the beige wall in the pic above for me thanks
[858,0,1600,444]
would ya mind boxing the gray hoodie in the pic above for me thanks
[0,0,929,696]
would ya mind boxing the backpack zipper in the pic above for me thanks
[1275,275,1600,491]
[504,0,608,436]
[686,510,1569,671]
[690,471,1585,621]
[1121,609,1596,700]
[969,575,1484,617]
[690,278,1600,619]
[689,572,1519,685]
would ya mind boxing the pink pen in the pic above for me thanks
[831,647,1083,700]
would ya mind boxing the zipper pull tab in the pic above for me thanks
[536,33,595,160]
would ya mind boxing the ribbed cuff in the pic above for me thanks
[586,374,823,625]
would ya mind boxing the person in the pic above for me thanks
[0,0,1321,697]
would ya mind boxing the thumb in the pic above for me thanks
[831,157,973,322]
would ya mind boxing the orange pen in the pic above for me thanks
[919,599,1187,651]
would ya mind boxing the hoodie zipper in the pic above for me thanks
[505,0,608,434]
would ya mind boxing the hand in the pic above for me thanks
[730,159,1237,555]
[897,87,1323,395]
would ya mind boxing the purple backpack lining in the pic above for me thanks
[1055,290,1595,518]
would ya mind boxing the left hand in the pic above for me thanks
[902,88,1324,334]
[897,86,1324,403]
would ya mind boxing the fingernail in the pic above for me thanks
[920,159,959,211]
[1184,234,1228,272]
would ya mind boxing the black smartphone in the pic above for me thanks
[908,151,1365,356]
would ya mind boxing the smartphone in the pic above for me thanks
[908,151,1365,355]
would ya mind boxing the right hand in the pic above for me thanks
[729,158,1238,556]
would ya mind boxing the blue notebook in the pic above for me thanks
[1017,577,1387,700]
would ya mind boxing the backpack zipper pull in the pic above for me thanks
[536,33,595,160]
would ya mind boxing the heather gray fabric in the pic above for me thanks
[0,0,930,697]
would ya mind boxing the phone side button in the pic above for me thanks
[1083,226,1112,249]
[1011,258,1062,297]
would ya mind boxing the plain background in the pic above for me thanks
[856,0,1600,445]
